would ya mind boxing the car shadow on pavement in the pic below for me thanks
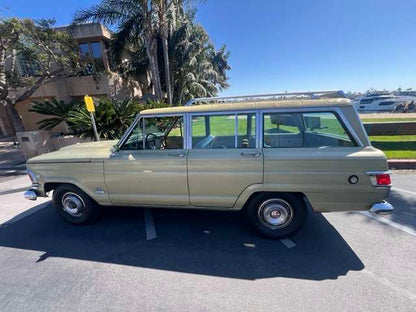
[385,191,416,230]
[0,202,364,281]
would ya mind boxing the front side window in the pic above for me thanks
[192,113,257,149]
[263,111,356,148]
[120,115,183,150]
[144,116,184,150]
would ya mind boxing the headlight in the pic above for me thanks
[27,169,39,185]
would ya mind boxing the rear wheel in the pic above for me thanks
[53,185,101,224]
[245,193,307,238]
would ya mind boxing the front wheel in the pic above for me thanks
[53,185,101,225]
[245,193,307,238]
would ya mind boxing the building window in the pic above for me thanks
[79,41,106,74]
[16,56,41,77]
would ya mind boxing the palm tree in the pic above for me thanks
[170,14,230,104]
[67,97,139,139]
[72,0,164,100]
[111,35,152,94]
[29,98,80,130]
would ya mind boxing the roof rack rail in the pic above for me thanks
[185,90,346,106]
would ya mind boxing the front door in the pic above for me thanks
[187,112,263,207]
[104,115,189,206]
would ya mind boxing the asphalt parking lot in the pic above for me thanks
[0,173,415,311]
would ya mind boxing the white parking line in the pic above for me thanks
[359,211,416,237]
[144,208,157,240]
[280,238,296,248]
[392,187,416,197]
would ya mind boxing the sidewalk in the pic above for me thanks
[0,175,31,195]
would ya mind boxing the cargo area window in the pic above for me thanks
[263,112,356,148]
[192,113,256,149]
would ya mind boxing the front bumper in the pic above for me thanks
[24,190,38,201]
[370,201,394,215]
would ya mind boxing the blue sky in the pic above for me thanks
[1,0,416,96]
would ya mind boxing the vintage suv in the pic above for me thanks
[24,91,393,238]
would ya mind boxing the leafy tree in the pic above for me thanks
[29,98,81,130]
[0,17,82,133]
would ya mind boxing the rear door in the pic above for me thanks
[187,112,263,207]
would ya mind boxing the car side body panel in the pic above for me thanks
[261,146,389,212]
[27,161,111,205]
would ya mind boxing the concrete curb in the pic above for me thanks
[388,159,416,170]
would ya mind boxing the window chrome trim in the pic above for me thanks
[185,113,191,150]
[234,113,238,148]
[142,116,146,150]
[334,107,364,147]
[120,106,363,150]
[352,105,371,146]
[117,114,140,148]
[118,113,186,151]
[259,106,364,147]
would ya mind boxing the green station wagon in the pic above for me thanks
[24,91,393,238]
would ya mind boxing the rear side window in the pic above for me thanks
[192,113,257,149]
[263,112,356,148]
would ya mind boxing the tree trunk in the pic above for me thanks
[161,32,173,105]
[145,34,163,101]
[5,99,25,133]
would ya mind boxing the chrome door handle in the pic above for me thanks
[169,152,186,157]
[240,151,261,157]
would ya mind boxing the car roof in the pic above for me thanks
[140,98,352,115]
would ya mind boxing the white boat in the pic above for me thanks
[352,93,403,112]
[395,91,416,103]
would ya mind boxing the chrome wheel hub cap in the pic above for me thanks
[62,192,85,217]
[258,198,294,229]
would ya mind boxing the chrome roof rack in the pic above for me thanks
[185,90,346,106]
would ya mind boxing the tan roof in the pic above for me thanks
[140,98,352,115]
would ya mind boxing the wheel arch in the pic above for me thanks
[43,179,109,205]
[235,185,313,212]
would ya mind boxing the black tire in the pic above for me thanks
[244,193,307,238]
[53,184,101,225]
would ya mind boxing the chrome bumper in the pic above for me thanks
[24,190,38,201]
[370,201,394,215]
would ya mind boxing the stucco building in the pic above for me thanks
[0,23,145,137]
